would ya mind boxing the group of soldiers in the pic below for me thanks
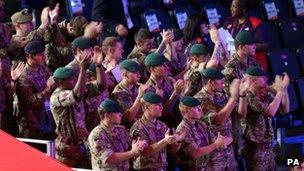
[0,1,293,171]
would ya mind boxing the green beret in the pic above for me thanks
[99,99,122,113]
[190,44,208,55]
[245,66,268,77]
[235,31,256,45]
[144,53,168,67]
[120,59,141,72]
[72,37,94,49]
[24,41,45,54]
[53,67,75,79]
[143,92,162,104]
[11,9,32,23]
[181,96,200,107]
[200,68,224,80]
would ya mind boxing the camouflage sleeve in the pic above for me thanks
[85,81,101,99]
[50,90,77,107]
[247,92,269,115]
[44,23,60,43]
[26,28,45,42]
[201,99,218,125]
[17,77,45,106]
[89,131,114,165]
[130,122,150,143]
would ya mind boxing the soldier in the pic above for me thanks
[15,41,55,139]
[222,31,259,157]
[88,99,147,171]
[101,36,124,92]
[144,52,185,127]
[66,37,94,75]
[50,46,106,167]
[194,68,242,170]
[111,59,148,127]
[8,7,49,64]
[44,4,74,71]
[128,28,173,83]
[175,96,232,170]
[45,4,88,44]
[130,92,183,170]
[242,67,290,171]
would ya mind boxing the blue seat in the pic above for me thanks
[202,3,230,26]
[277,19,304,48]
[142,10,174,33]
[173,7,198,29]
[264,21,282,50]
[261,0,292,21]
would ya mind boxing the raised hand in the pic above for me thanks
[164,129,178,145]
[138,83,149,97]
[239,77,251,96]
[214,132,226,149]
[92,46,103,65]
[173,79,185,95]
[11,62,25,81]
[49,3,59,24]
[209,25,221,44]
[40,7,50,28]
[282,72,290,90]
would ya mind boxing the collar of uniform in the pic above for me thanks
[25,62,40,72]
[141,115,157,126]
[200,88,214,100]
[118,81,137,96]
[99,121,112,133]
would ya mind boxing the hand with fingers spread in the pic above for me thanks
[40,7,50,29]
[49,3,59,24]
[172,128,186,142]
[92,46,104,66]
[161,30,173,44]
[46,76,56,93]
[11,62,25,81]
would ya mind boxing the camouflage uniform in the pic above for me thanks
[8,29,45,65]
[175,119,211,171]
[45,43,74,72]
[84,81,108,132]
[130,115,169,170]
[169,52,187,77]
[88,121,132,171]
[127,46,150,83]
[102,59,119,93]
[111,82,141,127]
[50,84,97,167]
[222,53,259,155]
[242,89,278,171]
[145,75,174,103]
[15,63,54,139]
[194,89,237,170]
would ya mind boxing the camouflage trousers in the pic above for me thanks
[242,141,275,171]
[55,138,91,168]
[209,144,238,171]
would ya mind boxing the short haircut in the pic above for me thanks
[69,15,89,37]
[134,28,153,44]
[102,36,120,53]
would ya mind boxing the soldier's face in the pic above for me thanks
[139,38,154,53]
[188,106,202,120]
[244,44,256,57]
[148,103,163,117]
[19,21,34,35]
[110,112,122,125]
[113,42,124,61]
[126,71,140,84]
[213,79,224,92]
[152,64,167,78]
[34,52,45,66]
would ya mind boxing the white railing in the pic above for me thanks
[16,138,56,158]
